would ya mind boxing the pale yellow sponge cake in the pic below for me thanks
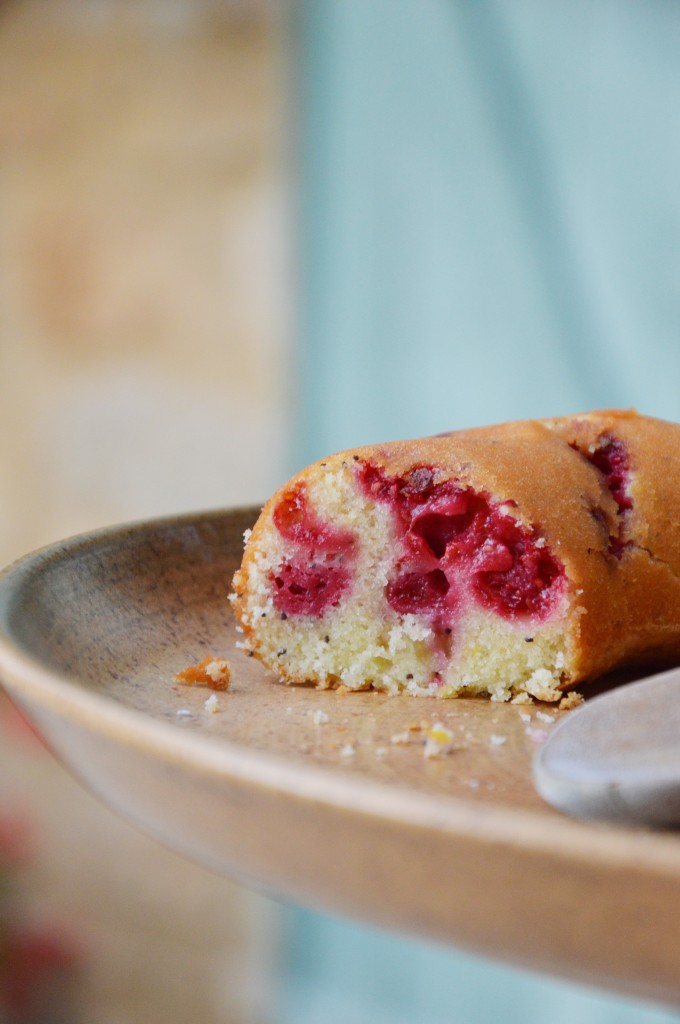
[230,411,680,702]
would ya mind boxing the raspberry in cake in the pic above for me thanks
[231,410,680,702]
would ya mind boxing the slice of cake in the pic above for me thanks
[230,410,680,702]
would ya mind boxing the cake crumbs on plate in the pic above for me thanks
[423,722,455,759]
[489,734,507,746]
[310,709,330,726]
[525,726,549,744]
[204,693,220,714]
[389,720,431,747]
[559,691,584,711]
[510,692,535,706]
[340,743,355,758]
[176,656,231,691]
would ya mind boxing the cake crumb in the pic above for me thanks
[204,693,220,715]
[526,726,549,743]
[310,709,329,726]
[535,711,555,723]
[489,734,507,746]
[424,722,455,759]
[559,691,584,711]
[510,692,534,706]
[340,743,355,758]
[375,746,388,758]
[176,656,231,691]
[390,730,411,745]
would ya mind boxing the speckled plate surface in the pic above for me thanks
[1,508,680,1004]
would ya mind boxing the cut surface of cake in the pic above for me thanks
[230,410,680,702]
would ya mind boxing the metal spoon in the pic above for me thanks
[534,666,680,828]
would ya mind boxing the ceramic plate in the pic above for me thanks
[1,508,679,1003]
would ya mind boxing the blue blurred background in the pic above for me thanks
[295,0,680,465]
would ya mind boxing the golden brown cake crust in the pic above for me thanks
[543,410,680,677]
[232,410,680,694]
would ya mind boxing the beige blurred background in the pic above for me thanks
[0,0,290,1020]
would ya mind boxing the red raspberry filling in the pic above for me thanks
[273,484,356,553]
[386,568,451,618]
[271,483,357,616]
[357,462,564,628]
[581,436,632,514]
[571,435,632,558]
[272,559,353,617]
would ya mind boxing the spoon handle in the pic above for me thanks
[534,666,680,827]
